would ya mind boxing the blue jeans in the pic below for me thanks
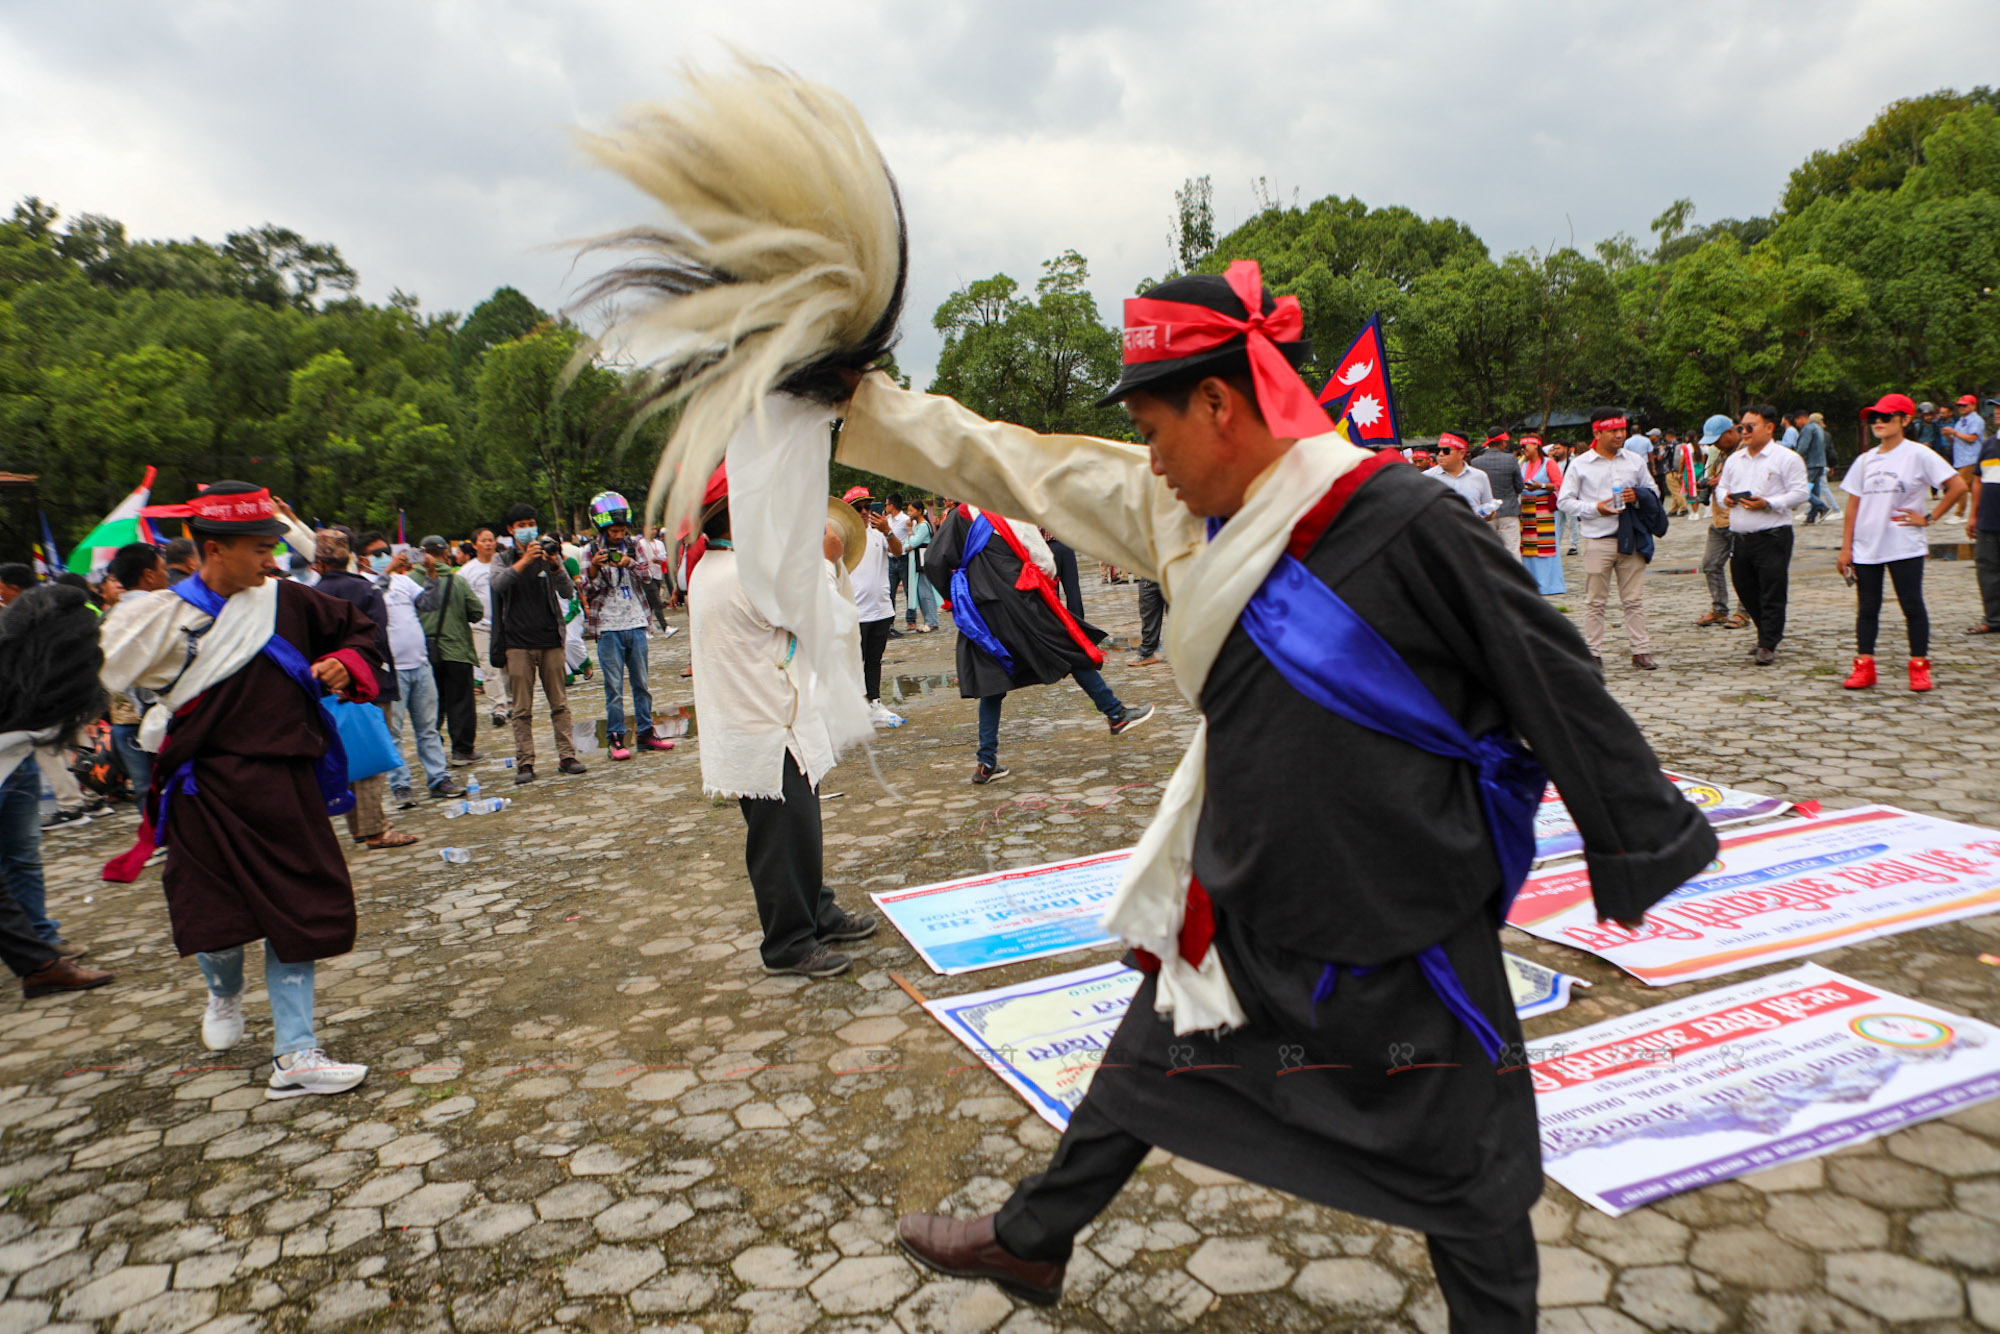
[976,669,1123,767]
[910,555,939,628]
[1806,466,1828,519]
[888,556,908,616]
[387,663,450,793]
[110,722,153,812]
[197,943,317,1056]
[1555,508,1578,551]
[598,627,655,739]
[0,762,54,942]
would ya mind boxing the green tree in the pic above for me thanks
[930,251,1126,437]
[1782,87,2000,214]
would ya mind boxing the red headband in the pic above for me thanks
[1121,261,1335,440]
[1591,416,1628,433]
[1519,434,1543,447]
[186,488,274,523]
[1437,432,1468,452]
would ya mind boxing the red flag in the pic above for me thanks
[1316,313,1402,446]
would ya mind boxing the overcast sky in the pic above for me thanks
[5,0,1996,385]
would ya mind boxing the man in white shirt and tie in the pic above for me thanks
[1719,403,1811,665]
[1557,407,1661,671]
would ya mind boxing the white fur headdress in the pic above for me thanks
[574,57,906,531]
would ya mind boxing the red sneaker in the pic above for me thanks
[1842,656,1876,690]
[1909,657,1934,692]
[635,735,675,752]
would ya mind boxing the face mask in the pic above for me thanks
[366,552,391,573]
[514,526,538,545]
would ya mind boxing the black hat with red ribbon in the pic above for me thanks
[176,481,289,538]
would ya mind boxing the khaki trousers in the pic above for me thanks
[506,646,576,770]
[1490,516,1521,559]
[344,702,395,840]
[1581,536,1651,656]
[471,623,509,711]
[1665,471,1686,514]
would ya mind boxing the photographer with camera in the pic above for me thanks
[582,493,675,762]
[491,504,587,786]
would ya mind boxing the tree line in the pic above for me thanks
[931,87,2000,455]
[0,202,667,550]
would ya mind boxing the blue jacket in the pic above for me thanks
[1616,485,1670,563]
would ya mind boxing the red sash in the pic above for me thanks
[966,505,1105,667]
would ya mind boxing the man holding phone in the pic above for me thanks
[492,503,588,785]
[1719,404,1810,666]
[1556,407,1661,670]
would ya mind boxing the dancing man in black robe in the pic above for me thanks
[833,267,1717,1331]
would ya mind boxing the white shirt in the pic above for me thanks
[1780,424,1800,449]
[639,536,669,577]
[1422,465,1495,516]
[1719,442,1811,532]
[887,512,912,548]
[687,547,838,796]
[378,572,429,671]
[852,528,893,621]
[1557,447,1658,540]
[1840,440,1959,565]
[460,556,501,621]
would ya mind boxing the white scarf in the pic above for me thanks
[0,729,52,789]
[133,579,280,753]
[1100,433,1370,1034]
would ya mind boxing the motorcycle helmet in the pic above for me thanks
[588,491,632,531]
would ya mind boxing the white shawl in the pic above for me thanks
[99,580,281,754]
[1100,434,1370,1034]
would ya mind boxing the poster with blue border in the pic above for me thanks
[872,851,1130,974]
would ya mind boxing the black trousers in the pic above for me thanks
[994,1098,1538,1333]
[859,617,893,702]
[1729,525,1793,650]
[1136,579,1166,657]
[433,658,477,759]
[642,578,668,630]
[1855,557,1929,657]
[1978,532,2000,628]
[737,753,842,967]
[1049,539,1085,620]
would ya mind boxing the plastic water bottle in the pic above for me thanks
[466,774,481,800]
[440,847,471,865]
[442,802,468,820]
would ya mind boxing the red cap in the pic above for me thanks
[1861,393,1917,418]
[841,485,871,504]
[1959,394,1981,407]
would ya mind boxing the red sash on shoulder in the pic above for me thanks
[967,504,1105,667]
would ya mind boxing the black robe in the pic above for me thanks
[926,509,1108,699]
[152,580,383,962]
[1083,463,1718,1237]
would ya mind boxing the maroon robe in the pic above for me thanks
[152,580,382,961]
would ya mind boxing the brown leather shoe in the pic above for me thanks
[897,1212,1064,1307]
[1694,610,1726,626]
[1631,654,1658,670]
[22,957,115,999]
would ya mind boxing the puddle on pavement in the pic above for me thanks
[593,705,696,746]
[890,673,958,703]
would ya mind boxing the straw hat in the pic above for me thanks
[825,498,868,572]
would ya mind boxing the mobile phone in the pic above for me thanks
[1728,491,1755,502]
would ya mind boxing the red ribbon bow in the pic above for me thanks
[1121,260,1335,441]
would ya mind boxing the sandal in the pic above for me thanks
[1968,623,1997,635]
[1723,613,1750,629]
[365,829,420,850]
[1694,611,1725,627]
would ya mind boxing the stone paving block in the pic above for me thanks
[1765,1192,1890,1251]
[440,1201,536,1249]
[562,1242,666,1296]
[376,1131,449,1166]
[1538,1245,1614,1307]
[1970,1277,2000,1331]
[894,1277,1014,1334]
[1540,1308,1650,1334]
[1686,1226,1815,1290]
[1091,1268,1214,1328]
[1740,1292,1886,1334]
[450,1278,558,1331]
[1826,1251,1963,1321]
[384,1180,474,1228]
[1574,1209,1692,1267]
[1186,1236,1294,1294]
[732,1244,837,1289]
[569,1143,638,1176]
[0,1302,51,1334]
[535,1180,615,1221]
[1612,1264,1728,1333]
[1888,1122,2000,1177]
[809,1254,919,1315]
[1293,1256,1405,1315]
[307,1279,391,1330]
[630,1268,722,1315]
[109,1288,216,1334]
[1825,1154,1949,1209]
[594,1194,693,1241]
[0,1226,83,1274]
[57,1265,172,1321]
[1910,1208,2000,1270]
[733,1288,819,1334]
[1740,1158,1823,1193]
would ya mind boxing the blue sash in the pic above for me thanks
[159,580,356,841]
[948,513,1017,672]
[1221,524,1548,1063]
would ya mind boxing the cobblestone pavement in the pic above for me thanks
[6,514,2000,1333]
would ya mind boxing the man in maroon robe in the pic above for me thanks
[100,482,385,1099]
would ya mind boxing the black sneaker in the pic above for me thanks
[449,753,480,767]
[514,765,536,786]
[762,946,852,979]
[491,711,509,728]
[558,757,588,776]
[821,910,879,944]
[1108,703,1155,737]
[429,779,466,800]
[971,763,1010,786]
[392,788,418,810]
[40,808,89,830]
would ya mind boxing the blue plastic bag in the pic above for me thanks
[322,698,400,781]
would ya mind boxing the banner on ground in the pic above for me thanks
[1535,770,1791,864]
[1510,804,2000,986]
[873,851,1129,974]
[927,953,1585,1131]
[1534,963,2000,1215]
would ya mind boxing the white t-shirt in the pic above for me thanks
[852,528,893,621]
[460,556,501,621]
[378,572,429,672]
[887,512,912,548]
[1840,440,1958,565]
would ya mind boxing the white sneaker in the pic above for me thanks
[266,1048,369,1100]
[200,993,244,1051]
[868,702,905,728]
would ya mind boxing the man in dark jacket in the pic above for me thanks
[927,505,1153,785]
[491,503,586,785]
